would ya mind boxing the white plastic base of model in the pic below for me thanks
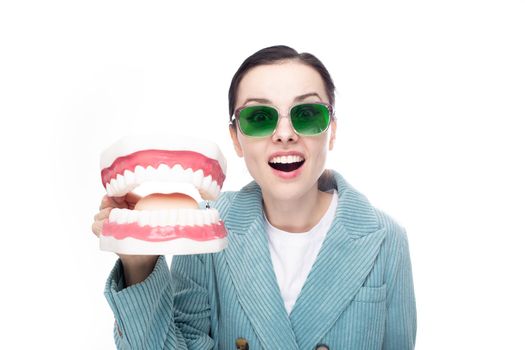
[100,235,228,255]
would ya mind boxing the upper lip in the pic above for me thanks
[268,151,305,162]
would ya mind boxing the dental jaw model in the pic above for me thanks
[99,135,227,255]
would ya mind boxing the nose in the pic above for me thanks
[271,115,298,144]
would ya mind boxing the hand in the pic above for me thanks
[92,193,141,237]
[92,193,159,286]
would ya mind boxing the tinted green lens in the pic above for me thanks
[290,103,330,135]
[238,105,279,137]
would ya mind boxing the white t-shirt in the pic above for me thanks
[265,190,338,315]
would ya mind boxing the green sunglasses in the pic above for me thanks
[231,102,334,137]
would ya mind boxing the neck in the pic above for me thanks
[262,184,333,233]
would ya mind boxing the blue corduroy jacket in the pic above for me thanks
[105,170,417,349]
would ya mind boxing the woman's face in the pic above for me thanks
[230,60,336,202]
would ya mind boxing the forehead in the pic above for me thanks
[236,60,328,107]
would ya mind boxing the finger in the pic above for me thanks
[99,195,126,210]
[126,192,142,203]
[102,196,129,210]
[93,207,112,221]
[91,220,103,237]
[112,195,127,204]
[99,195,110,210]
[125,192,142,210]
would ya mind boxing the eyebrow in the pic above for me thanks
[240,92,323,107]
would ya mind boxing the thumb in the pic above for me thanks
[125,192,142,209]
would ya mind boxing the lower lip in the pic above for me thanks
[269,163,305,179]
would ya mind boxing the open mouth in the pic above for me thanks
[99,135,228,255]
[268,155,305,172]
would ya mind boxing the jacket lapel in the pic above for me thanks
[223,182,299,349]
[289,171,387,349]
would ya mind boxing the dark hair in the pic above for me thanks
[228,45,336,119]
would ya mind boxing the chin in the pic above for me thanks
[262,177,313,201]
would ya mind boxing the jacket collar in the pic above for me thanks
[222,170,386,349]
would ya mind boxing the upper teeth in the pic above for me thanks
[105,165,220,200]
[269,155,304,164]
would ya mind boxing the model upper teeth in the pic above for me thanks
[100,135,226,200]
[269,155,304,164]
[104,165,221,199]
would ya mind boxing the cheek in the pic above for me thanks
[244,149,263,168]
[307,138,330,168]
[238,139,265,166]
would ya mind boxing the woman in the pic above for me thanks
[93,45,417,349]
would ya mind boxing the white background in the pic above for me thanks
[1,0,524,348]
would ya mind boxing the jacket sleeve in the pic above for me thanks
[382,228,417,350]
[103,192,237,349]
[104,255,214,349]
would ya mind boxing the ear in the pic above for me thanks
[229,125,244,157]
[328,120,337,150]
